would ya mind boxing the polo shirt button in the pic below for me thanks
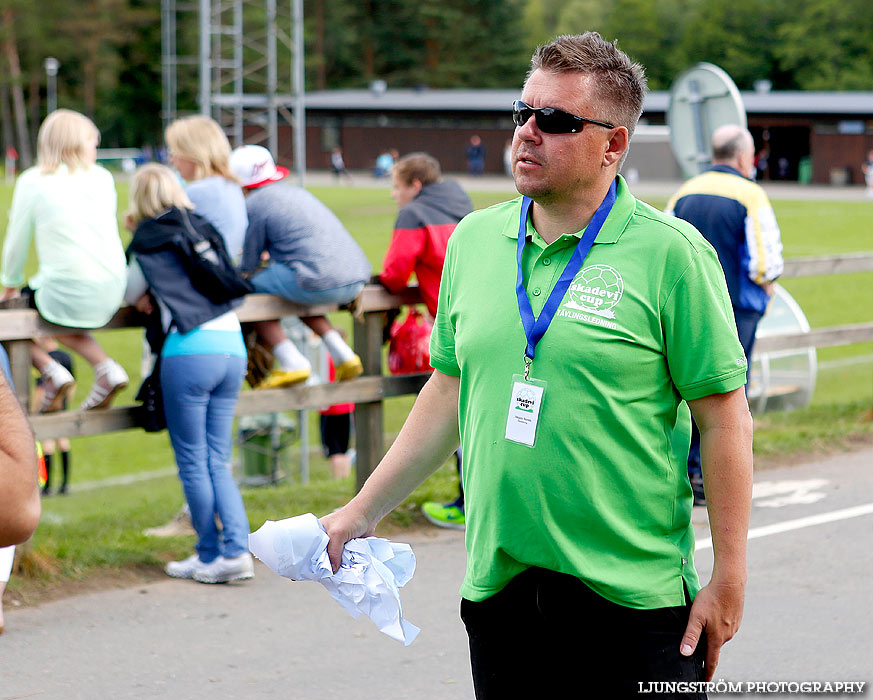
[533,287,542,296]
[543,258,551,265]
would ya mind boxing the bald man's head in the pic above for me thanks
[711,124,755,178]
[712,125,754,163]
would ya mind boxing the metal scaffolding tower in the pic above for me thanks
[161,0,306,183]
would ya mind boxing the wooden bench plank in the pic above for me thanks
[782,252,873,278]
[29,372,430,441]
[0,286,424,341]
[755,322,873,353]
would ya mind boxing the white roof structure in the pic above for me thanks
[299,88,873,117]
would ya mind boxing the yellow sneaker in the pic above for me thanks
[335,355,363,381]
[422,501,466,530]
[256,368,311,389]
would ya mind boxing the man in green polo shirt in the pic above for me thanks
[322,32,752,698]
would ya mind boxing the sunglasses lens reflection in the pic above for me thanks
[512,102,577,134]
[512,104,530,127]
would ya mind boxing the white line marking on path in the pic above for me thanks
[753,479,829,507]
[695,502,873,551]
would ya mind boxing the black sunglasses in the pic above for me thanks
[512,100,615,134]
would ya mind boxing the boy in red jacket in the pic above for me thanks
[379,153,473,318]
[378,153,472,529]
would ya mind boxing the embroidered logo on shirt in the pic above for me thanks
[557,264,624,330]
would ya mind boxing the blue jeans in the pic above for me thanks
[0,345,11,386]
[252,263,364,306]
[161,353,249,562]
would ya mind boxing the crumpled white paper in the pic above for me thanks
[248,512,420,645]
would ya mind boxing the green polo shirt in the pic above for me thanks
[430,176,747,608]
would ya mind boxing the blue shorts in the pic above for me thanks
[251,263,365,306]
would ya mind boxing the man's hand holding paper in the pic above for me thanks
[248,512,419,645]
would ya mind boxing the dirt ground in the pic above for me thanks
[2,518,438,610]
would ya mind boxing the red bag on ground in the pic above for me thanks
[388,309,433,375]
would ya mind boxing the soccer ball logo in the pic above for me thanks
[515,387,537,412]
[565,264,624,318]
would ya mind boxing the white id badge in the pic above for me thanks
[505,374,547,447]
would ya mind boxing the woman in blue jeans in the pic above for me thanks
[124,163,253,584]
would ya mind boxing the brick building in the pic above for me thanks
[266,88,873,185]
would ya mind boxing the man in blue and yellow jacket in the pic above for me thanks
[667,124,783,504]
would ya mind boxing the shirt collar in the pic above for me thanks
[708,163,748,180]
[501,174,635,245]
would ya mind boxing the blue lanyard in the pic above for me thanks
[515,178,617,378]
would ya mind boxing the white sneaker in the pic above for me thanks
[193,553,255,584]
[80,358,129,410]
[165,553,205,579]
[39,360,76,413]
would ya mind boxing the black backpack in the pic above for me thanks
[175,207,254,304]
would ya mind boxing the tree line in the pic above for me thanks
[1,0,871,167]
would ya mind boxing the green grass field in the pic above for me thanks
[2,179,871,591]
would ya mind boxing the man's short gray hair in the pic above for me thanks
[529,32,648,141]
[711,124,754,162]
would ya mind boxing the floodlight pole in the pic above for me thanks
[292,0,306,186]
[161,0,177,132]
[44,57,59,115]
[199,0,211,116]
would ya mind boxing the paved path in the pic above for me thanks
[305,169,873,202]
[2,528,472,700]
[3,447,872,698]
[696,448,873,688]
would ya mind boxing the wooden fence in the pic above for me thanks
[0,286,429,492]
[1,252,871,491]
[754,252,873,353]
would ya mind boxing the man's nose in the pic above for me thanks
[516,114,542,143]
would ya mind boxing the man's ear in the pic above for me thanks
[602,126,629,168]
[411,179,424,196]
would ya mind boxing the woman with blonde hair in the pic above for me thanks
[125,163,253,584]
[164,115,247,262]
[0,109,128,411]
